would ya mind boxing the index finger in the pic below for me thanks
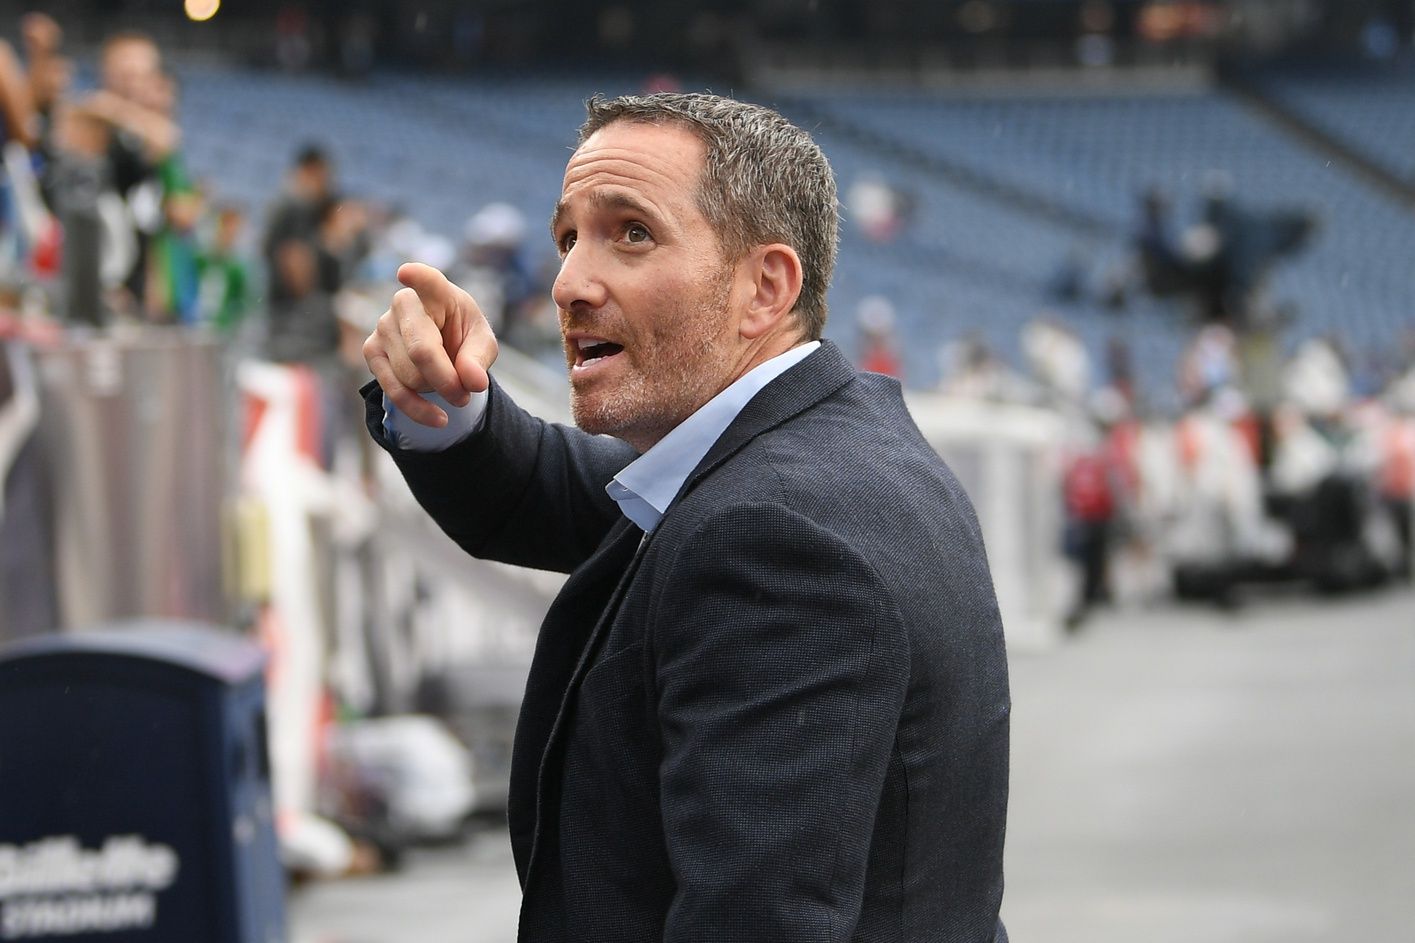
[391,286,470,407]
[397,262,458,323]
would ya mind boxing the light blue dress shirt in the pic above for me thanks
[383,341,821,533]
[382,388,490,452]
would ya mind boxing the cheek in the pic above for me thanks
[617,260,732,352]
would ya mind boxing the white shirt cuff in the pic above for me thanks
[382,389,489,452]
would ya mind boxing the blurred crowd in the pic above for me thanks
[848,169,1410,621]
[0,10,571,461]
[0,14,251,331]
[0,12,1408,628]
[915,314,1415,623]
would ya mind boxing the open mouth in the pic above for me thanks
[572,336,625,371]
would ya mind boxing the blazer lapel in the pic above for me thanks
[509,342,858,897]
[507,517,642,882]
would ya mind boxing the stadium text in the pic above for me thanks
[0,836,178,938]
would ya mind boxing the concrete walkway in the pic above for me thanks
[291,586,1415,942]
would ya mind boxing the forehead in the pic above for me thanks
[104,40,158,70]
[559,121,706,209]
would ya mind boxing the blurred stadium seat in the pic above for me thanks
[167,62,1410,403]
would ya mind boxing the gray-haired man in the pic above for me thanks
[362,93,1010,942]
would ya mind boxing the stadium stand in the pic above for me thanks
[168,64,1411,401]
[1251,63,1415,186]
[800,87,1415,352]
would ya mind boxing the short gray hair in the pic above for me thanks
[578,92,839,341]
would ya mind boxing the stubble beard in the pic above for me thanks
[569,270,736,452]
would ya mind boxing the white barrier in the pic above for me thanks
[907,394,1070,653]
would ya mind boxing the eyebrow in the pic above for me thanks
[549,190,660,239]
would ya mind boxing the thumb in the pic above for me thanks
[455,337,494,395]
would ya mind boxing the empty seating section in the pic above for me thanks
[775,108,1190,390]
[170,66,1412,401]
[1257,66,1415,185]
[814,89,1415,353]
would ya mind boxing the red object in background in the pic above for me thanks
[1382,420,1415,500]
[31,216,61,278]
[1064,451,1115,523]
[1176,416,1202,469]
[240,364,324,466]
[1231,411,1262,464]
[860,342,903,379]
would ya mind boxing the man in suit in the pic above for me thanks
[362,93,1009,942]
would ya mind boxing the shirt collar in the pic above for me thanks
[606,341,821,533]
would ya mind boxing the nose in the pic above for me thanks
[551,243,609,312]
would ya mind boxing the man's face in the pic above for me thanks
[551,122,746,452]
[294,161,330,199]
[102,39,160,100]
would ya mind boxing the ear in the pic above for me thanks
[738,244,804,341]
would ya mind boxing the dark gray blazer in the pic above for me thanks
[362,341,1010,942]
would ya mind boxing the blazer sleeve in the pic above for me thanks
[650,503,910,942]
[360,377,636,573]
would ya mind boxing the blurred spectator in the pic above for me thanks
[1046,248,1088,304]
[0,37,35,151]
[265,195,366,366]
[1132,183,1315,330]
[1105,335,1136,407]
[262,143,335,307]
[316,197,370,298]
[19,13,59,130]
[1268,401,1389,591]
[449,202,535,343]
[1161,387,1277,605]
[266,237,333,364]
[361,203,452,283]
[1023,316,1091,404]
[855,295,902,379]
[196,205,252,333]
[0,35,37,290]
[139,72,202,324]
[510,252,575,367]
[1283,337,1350,419]
[1132,187,1186,296]
[1061,403,1122,629]
[24,24,182,323]
[1178,323,1238,405]
[846,173,914,243]
[92,30,182,313]
[1378,407,1414,578]
[938,334,1031,402]
[47,106,123,324]
[21,12,70,214]
[147,183,202,323]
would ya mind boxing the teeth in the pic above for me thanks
[577,337,606,350]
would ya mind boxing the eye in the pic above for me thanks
[624,223,651,244]
[557,231,577,254]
